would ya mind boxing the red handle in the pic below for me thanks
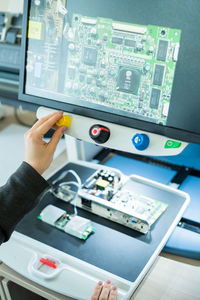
[40,258,57,269]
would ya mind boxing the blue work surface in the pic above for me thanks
[104,154,176,184]
[164,226,200,259]
[164,175,200,259]
[152,143,200,170]
[179,176,200,223]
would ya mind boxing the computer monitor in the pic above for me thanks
[19,0,200,155]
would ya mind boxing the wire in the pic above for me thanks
[56,0,68,15]
[52,169,82,186]
[51,170,82,216]
[61,181,79,216]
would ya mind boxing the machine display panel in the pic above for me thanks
[19,0,200,144]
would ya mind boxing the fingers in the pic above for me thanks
[99,280,112,300]
[91,280,118,300]
[37,111,64,135]
[34,111,64,135]
[48,126,66,153]
[90,281,103,300]
[31,111,61,130]
[109,286,118,300]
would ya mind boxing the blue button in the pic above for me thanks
[132,134,150,151]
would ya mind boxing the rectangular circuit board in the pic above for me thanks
[26,1,181,125]
[65,14,181,125]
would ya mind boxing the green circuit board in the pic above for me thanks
[65,14,181,124]
[26,1,181,125]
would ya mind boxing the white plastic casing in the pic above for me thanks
[36,107,188,156]
[40,205,65,225]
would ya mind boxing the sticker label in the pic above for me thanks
[28,21,42,40]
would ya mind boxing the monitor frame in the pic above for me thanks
[18,0,200,145]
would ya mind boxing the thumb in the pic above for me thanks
[48,126,66,153]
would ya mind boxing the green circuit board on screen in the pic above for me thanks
[26,1,181,125]
[65,14,181,125]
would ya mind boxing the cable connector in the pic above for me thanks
[56,0,68,15]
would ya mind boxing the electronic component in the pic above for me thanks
[156,39,168,61]
[112,36,123,44]
[112,22,147,34]
[150,88,161,109]
[38,205,95,240]
[49,164,168,234]
[162,102,170,116]
[90,27,97,38]
[96,178,110,190]
[117,67,141,95]
[82,168,122,201]
[173,43,180,61]
[82,47,97,66]
[111,189,168,226]
[64,216,94,239]
[148,46,154,53]
[68,67,76,79]
[74,168,168,234]
[124,39,136,47]
[153,64,165,86]
[81,17,97,25]
[39,205,65,225]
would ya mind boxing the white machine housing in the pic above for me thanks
[37,107,188,156]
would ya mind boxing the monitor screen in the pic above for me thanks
[19,0,200,144]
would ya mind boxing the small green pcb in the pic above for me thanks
[38,206,95,240]
[65,14,181,125]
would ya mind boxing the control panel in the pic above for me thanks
[37,107,188,156]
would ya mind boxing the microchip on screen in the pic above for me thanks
[117,67,141,95]
[150,88,161,109]
[153,64,165,86]
[82,47,97,66]
[156,40,168,61]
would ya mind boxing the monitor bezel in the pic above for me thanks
[18,0,200,144]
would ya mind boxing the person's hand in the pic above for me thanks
[90,280,118,300]
[24,111,67,175]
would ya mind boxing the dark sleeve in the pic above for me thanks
[0,162,49,245]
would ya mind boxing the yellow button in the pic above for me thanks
[56,115,72,128]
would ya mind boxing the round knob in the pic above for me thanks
[132,133,150,151]
[56,115,72,128]
[89,124,110,144]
